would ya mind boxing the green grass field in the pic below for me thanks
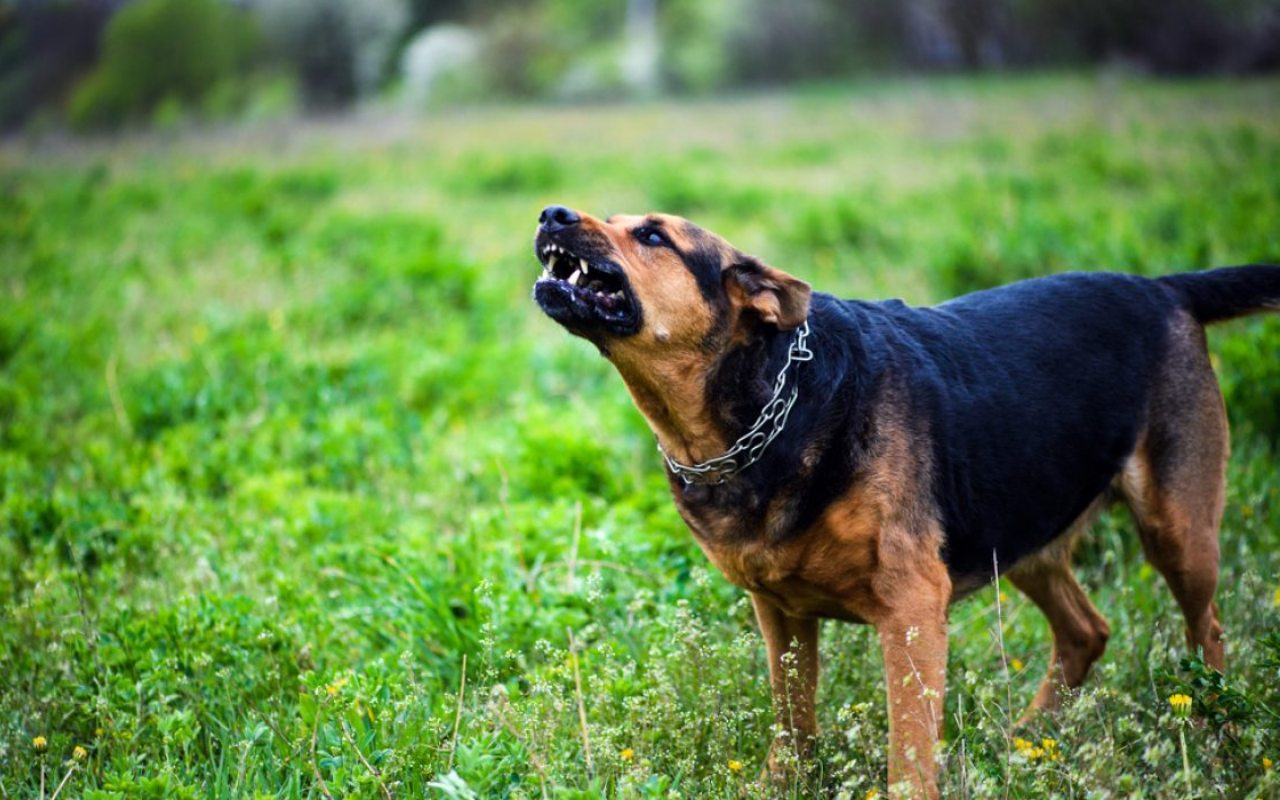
[3,74,1280,799]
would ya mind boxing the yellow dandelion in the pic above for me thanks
[94,727,104,738]
[1042,738,1059,761]
[728,759,743,773]
[998,591,1009,604]
[1273,587,1280,607]
[865,789,881,800]
[33,736,47,752]
[1264,756,1273,770]
[325,676,349,697]
[620,748,634,762]
[1013,737,1033,752]
[1011,658,1024,671]
[73,745,88,761]
[1169,693,1192,717]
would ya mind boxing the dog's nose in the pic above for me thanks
[539,205,580,231]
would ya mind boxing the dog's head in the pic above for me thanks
[532,205,811,360]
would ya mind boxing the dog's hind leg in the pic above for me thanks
[1121,439,1228,670]
[1119,316,1229,670]
[1008,548,1110,718]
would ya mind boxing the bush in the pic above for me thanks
[67,0,258,131]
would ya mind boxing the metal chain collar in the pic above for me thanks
[658,320,813,485]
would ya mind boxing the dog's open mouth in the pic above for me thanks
[533,235,640,335]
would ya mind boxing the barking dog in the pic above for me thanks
[531,204,1279,797]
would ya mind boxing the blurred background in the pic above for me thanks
[3,0,1280,132]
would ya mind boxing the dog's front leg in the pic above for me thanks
[874,567,950,799]
[750,593,820,777]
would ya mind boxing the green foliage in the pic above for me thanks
[3,77,1280,798]
[68,0,258,130]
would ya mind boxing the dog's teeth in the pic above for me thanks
[567,268,581,286]
[547,254,558,271]
[580,259,589,274]
[611,290,623,299]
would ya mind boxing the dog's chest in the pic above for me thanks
[680,502,880,622]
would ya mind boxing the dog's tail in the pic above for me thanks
[1159,264,1280,324]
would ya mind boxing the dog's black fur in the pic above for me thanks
[687,266,1280,583]
[534,204,1279,794]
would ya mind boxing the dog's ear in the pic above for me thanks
[724,255,812,330]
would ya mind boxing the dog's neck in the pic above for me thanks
[606,328,790,470]
[609,350,728,466]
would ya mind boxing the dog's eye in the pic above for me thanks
[636,227,666,247]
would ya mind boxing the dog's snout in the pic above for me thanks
[539,205,581,231]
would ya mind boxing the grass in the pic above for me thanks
[2,73,1280,798]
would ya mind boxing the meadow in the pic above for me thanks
[2,74,1280,798]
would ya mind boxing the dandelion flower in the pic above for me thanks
[1013,737,1033,753]
[1042,738,1059,761]
[72,746,87,761]
[728,759,743,773]
[998,591,1009,604]
[865,789,881,800]
[1264,756,1273,770]
[1169,693,1192,717]
[620,748,634,762]
[33,736,47,752]
[1010,658,1024,671]
[325,676,349,697]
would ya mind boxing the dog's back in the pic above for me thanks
[841,266,1280,579]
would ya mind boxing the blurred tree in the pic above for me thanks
[622,0,660,93]
[0,0,121,130]
[66,0,257,129]
[1010,0,1280,72]
[943,0,1008,67]
[5,0,1277,131]
[401,24,481,105]
[726,0,869,82]
[256,0,407,109]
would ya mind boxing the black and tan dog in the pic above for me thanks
[530,204,1279,797]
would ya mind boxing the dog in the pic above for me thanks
[530,203,1279,797]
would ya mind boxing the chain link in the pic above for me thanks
[659,320,813,485]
